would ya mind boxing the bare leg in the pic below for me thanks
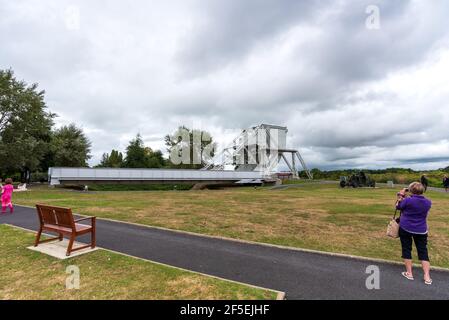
[422,261,431,282]
[404,259,413,277]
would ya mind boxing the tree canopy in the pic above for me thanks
[164,126,216,169]
[123,134,166,168]
[97,149,124,168]
[0,69,55,178]
[51,124,92,167]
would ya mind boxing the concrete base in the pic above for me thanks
[27,239,98,259]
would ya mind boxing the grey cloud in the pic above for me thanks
[304,1,449,83]
[174,0,449,133]
[176,0,323,75]
[1,0,448,169]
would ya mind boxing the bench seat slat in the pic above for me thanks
[43,223,92,234]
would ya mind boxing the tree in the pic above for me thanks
[51,124,92,167]
[124,134,148,168]
[0,69,55,181]
[164,126,216,169]
[310,168,324,179]
[145,147,165,168]
[124,134,166,168]
[97,149,124,168]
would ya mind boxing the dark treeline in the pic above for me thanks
[308,167,416,179]
[96,134,166,169]
[97,127,216,170]
[299,167,449,187]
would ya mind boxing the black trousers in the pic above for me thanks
[399,227,429,261]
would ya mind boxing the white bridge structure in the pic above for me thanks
[49,167,265,186]
[202,124,312,179]
[49,124,312,186]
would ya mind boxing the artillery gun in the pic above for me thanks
[340,171,376,188]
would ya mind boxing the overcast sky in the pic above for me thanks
[1,0,449,170]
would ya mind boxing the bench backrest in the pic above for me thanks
[36,204,75,230]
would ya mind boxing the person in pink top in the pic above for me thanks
[1,178,14,214]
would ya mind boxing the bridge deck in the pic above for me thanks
[49,167,267,185]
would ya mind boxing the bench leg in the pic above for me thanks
[58,233,63,241]
[34,228,43,247]
[66,234,75,256]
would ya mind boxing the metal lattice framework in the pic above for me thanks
[202,124,312,179]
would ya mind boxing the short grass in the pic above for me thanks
[13,184,449,268]
[0,225,276,300]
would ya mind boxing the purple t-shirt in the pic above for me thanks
[396,195,431,234]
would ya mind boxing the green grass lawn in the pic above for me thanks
[13,184,449,268]
[0,225,277,300]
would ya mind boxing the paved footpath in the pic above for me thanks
[2,206,449,299]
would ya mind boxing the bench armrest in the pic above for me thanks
[74,216,96,224]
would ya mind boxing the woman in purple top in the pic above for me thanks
[396,182,432,285]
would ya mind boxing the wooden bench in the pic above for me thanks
[35,204,96,256]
